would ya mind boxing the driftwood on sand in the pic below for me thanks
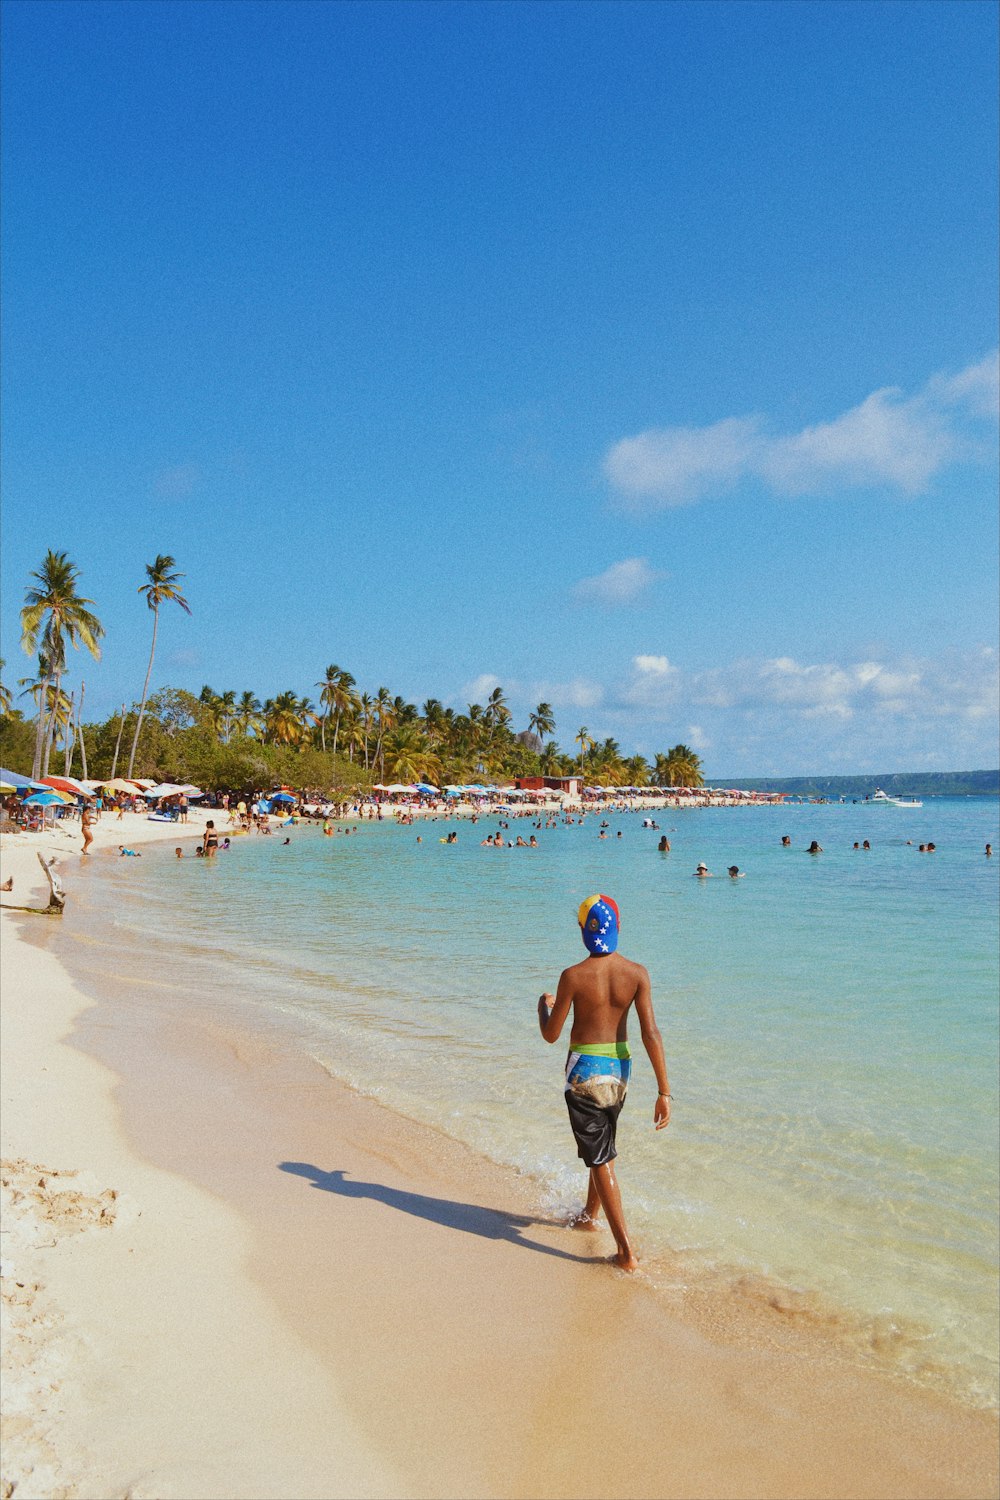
[0,854,66,916]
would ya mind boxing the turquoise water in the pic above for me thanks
[91,797,999,1406]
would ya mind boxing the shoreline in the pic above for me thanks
[2,819,998,1498]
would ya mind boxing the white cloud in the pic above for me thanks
[463,673,504,705]
[529,677,605,711]
[573,557,662,606]
[633,654,673,675]
[604,351,999,509]
[447,647,996,771]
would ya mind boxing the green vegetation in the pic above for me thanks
[1,551,707,793]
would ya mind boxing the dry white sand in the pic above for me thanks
[1,812,997,1500]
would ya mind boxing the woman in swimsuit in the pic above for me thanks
[204,820,219,857]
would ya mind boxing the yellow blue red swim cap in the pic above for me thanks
[577,894,620,954]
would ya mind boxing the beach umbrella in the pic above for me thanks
[42,775,95,799]
[1,767,48,791]
[414,783,438,794]
[23,791,71,806]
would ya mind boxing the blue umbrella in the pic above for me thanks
[414,782,438,794]
[1,767,47,790]
[23,791,67,806]
[270,791,296,804]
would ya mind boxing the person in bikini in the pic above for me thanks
[537,894,671,1271]
[203,820,219,857]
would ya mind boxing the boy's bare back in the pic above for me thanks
[548,951,656,1051]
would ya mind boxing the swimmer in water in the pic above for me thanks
[694,862,712,877]
[537,895,670,1272]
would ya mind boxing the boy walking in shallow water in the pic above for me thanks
[538,895,671,1270]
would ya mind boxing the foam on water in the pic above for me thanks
[88,796,999,1407]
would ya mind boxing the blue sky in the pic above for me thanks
[2,0,997,775]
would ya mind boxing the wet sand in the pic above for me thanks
[2,823,998,1499]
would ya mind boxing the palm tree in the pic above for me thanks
[329,669,356,756]
[373,687,394,778]
[652,745,704,787]
[485,685,508,725]
[127,555,191,778]
[109,703,128,779]
[383,725,443,784]
[0,659,12,716]
[358,692,374,769]
[263,691,307,746]
[625,754,650,787]
[233,691,263,738]
[575,726,594,777]
[539,740,563,775]
[21,550,104,779]
[19,657,73,754]
[316,665,344,753]
[217,690,237,744]
[529,702,555,741]
[666,743,704,787]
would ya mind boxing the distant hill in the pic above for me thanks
[709,770,999,798]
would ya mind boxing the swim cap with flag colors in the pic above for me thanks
[577,894,620,955]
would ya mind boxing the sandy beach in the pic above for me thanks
[2,812,998,1500]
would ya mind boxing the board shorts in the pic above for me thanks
[564,1044,631,1169]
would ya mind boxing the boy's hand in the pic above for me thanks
[653,1094,671,1130]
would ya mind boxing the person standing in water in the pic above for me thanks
[537,895,670,1271]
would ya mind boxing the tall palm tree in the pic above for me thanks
[485,685,508,726]
[575,726,594,777]
[0,658,13,716]
[528,702,555,741]
[109,702,128,779]
[383,725,443,784]
[539,740,563,775]
[263,691,307,746]
[233,691,262,738]
[665,744,704,787]
[329,671,357,756]
[217,690,237,744]
[373,687,394,778]
[21,550,104,779]
[127,555,191,778]
[316,665,342,753]
[625,754,650,787]
[358,692,374,769]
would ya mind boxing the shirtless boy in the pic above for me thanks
[538,894,670,1270]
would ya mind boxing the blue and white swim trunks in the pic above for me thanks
[564,1043,631,1168]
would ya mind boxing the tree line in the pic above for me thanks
[1,550,704,792]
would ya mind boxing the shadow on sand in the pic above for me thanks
[278,1162,597,1263]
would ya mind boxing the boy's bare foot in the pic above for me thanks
[613,1248,639,1272]
[570,1212,601,1232]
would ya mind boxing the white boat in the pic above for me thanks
[866,788,923,808]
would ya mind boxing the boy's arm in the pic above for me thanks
[538,970,573,1043]
[633,967,671,1129]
